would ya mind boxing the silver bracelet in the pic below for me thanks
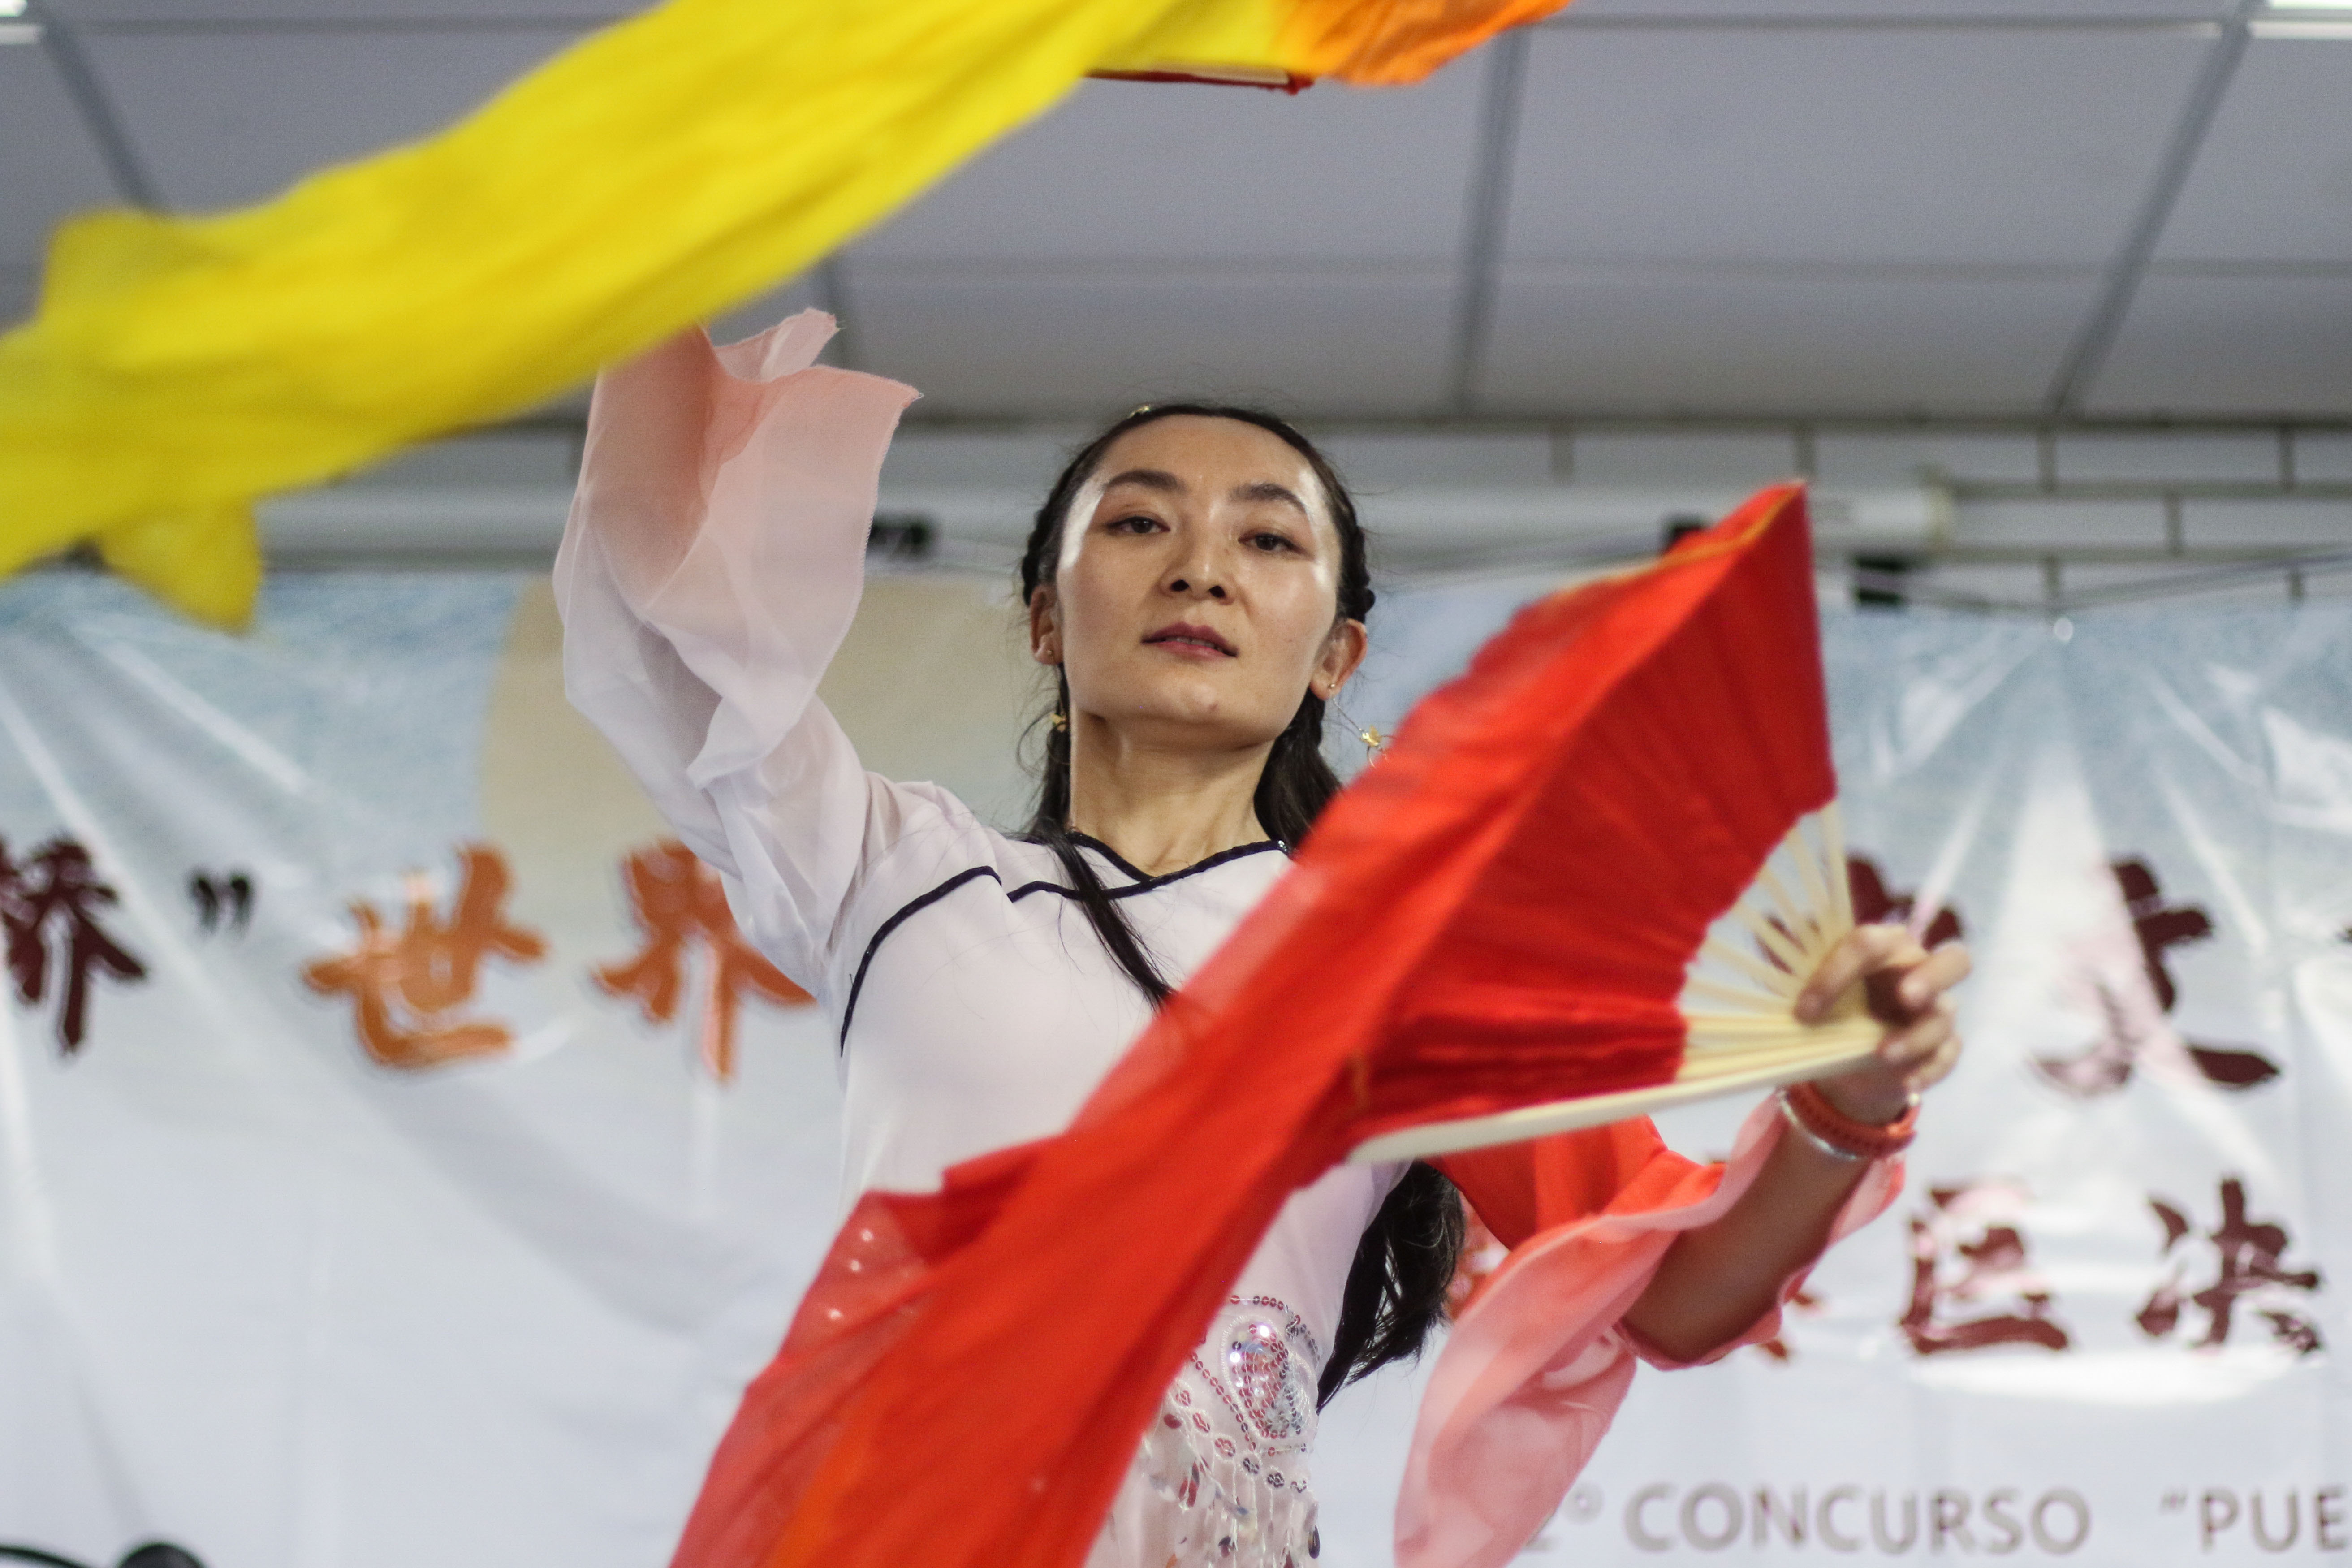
[1777,1088,1867,1162]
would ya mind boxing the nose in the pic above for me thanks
[1165,541,1230,600]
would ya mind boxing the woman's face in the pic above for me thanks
[1030,415,1367,753]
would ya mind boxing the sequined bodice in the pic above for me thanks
[1094,1297,1325,1568]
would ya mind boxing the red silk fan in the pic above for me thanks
[676,483,1874,1568]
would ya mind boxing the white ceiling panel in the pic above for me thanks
[2085,274,2352,415]
[850,269,1455,418]
[2155,38,2352,264]
[1504,27,2208,265]
[855,69,1483,264]
[1479,265,2099,414]
[1560,1,2229,16]
[0,42,121,268]
[2,6,2338,427]
[1316,432,1555,488]
[82,26,583,210]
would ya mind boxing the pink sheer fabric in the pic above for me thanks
[1405,1103,1903,1568]
[557,309,916,787]
[555,310,924,982]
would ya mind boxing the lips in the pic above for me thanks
[1144,622,1238,657]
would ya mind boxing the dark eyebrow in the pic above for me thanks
[1231,479,1309,515]
[1098,467,1187,496]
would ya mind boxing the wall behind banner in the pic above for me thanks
[0,566,2346,1568]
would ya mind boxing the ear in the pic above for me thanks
[1027,583,1063,666]
[1310,618,1368,702]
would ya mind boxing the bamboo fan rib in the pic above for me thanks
[1349,804,1880,1164]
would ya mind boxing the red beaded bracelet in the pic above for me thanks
[1780,1079,1919,1162]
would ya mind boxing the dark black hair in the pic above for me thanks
[1015,402,1464,1408]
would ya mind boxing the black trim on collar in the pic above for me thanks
[835,839,1288,1052]
[1061,832,1286,891]
[836,865,999,1050]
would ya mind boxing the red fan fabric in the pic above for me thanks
[675,486,1854,1568]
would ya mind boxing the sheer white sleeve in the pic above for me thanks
[553,309,926,991]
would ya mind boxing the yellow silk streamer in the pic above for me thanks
[0,0,1562,627]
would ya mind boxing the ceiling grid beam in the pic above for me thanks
[811,255,860,371]
[28,0,160,210]
[2043,0,2262,415]
[1446,28,1530,414]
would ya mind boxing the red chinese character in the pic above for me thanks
[303,845,546,1069]
[596,840,810,1082]
[2037,858,2279,1096]
[1900,1180,2071,1355]
[0,836,147,1055]
[1847,855,1963,949]
[2138,1177,2323,1355]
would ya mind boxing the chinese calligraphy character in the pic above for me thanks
[1900,1180,2071,1355]
[2037,858,2279,1097]
[302,844,546,1070]
[595,840,810,1081]
[2137,1177,2323,1356]
[0,836,147,1054]
[2113,860,2278,1088]
[1847,855,1963,950]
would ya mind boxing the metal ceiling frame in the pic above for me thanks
[2044,0,2263,414]
[1448,27,1530,412]
[14,1,2342,429]
[1450,3,2296,422]
[811,256,859,371]
[27,0,157,208]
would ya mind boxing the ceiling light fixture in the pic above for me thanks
[2251,17,2352,35]
[0,21,42,43]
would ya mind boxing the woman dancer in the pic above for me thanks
[558,311,1970,1567]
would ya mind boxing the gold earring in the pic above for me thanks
[1052,709,1068,731]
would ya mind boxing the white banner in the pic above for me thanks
[1340,593,2352,1567]
[0,570,2345,1568]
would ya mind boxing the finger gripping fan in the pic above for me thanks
[673,482,1872,1568]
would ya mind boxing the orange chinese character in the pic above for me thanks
[303,845,546,1069]
[596,840,810,1081]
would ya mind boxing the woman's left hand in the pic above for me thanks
[1794,925,1972,1126]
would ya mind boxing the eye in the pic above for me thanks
[1245,530,1302,554]
[1105,513,1165,536]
